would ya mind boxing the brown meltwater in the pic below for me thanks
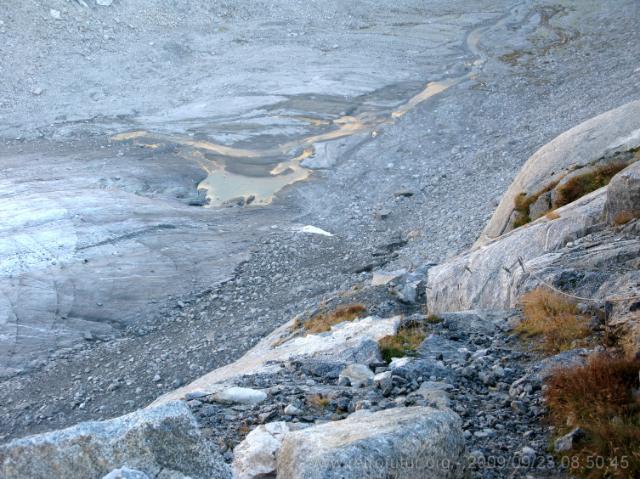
[111,78,460,207]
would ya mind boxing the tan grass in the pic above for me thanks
[515,288,591,354]
[545,353,640,478]
[303,304,367,334]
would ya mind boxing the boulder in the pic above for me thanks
[416,381,453,409]
[155,316,400,405]
[0,401,231,479]
[277,406,465,479]
[479,100,640,243]
[604,161,640,224]
[338,363,374,388]
[233,421,291,479]
[211,387,267,405]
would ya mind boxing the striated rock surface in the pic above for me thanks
[427,187,607,313]
[0,401,231,479]
[277,406,465,479]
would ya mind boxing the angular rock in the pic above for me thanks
[277,406,465,479]
[604,161,640,224]
[0,401,231,479]
[554,428,585,453]
[233,421,291,479]
[416,381,453,409]
[338,363,374,388]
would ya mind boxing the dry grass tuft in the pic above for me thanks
[612,210,637,226]
[545,353,640,478]
[515,288,591,354]
[303,304,367,334]
[545,210,560,220]
[553,163,629,209]
[378,324,426,363]
[306,393,331,410]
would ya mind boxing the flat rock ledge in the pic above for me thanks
[277,406,465,479]
[0,401,231,479]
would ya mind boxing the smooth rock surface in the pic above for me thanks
[277,406,465,479]
[212,387,267,405]
[0,401,231,479]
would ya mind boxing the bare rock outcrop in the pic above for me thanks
[427,187,607,313]
[478,100,640,243]
[0,401,231,479]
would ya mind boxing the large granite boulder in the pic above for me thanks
[155,315,400,405]
[604,161,640,224]
[478,100,640,244]
[277,406,465,479]
[0,401,231,479]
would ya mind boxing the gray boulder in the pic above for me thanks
[277,406,465,479]
[338,363,374,388]
[0,401,231,479]
[604,160,640,224]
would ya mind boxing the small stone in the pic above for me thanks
[284,404,303,416]
[338,364,374,388]
[96,0,114,5]
[32,87,43,96]
[554,427,585,452]
[152,373,161,382]
[102,467,149,479]
[50,9,61,19]
[521,446,536,464]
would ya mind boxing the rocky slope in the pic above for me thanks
[4,100,640,478]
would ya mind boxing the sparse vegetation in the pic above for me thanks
[303,304,367,334]
[426,314,443,324]
[515,287,591,354]
[378,324,427,362]
[545,210,560,220]
[513,182,558,228]
[545,353,640,478]
[553,163,629,209]
[612,210,637,226]
[306,393,331,410]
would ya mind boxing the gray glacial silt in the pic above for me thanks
[0,0,510,376]
[0,0,639,441]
